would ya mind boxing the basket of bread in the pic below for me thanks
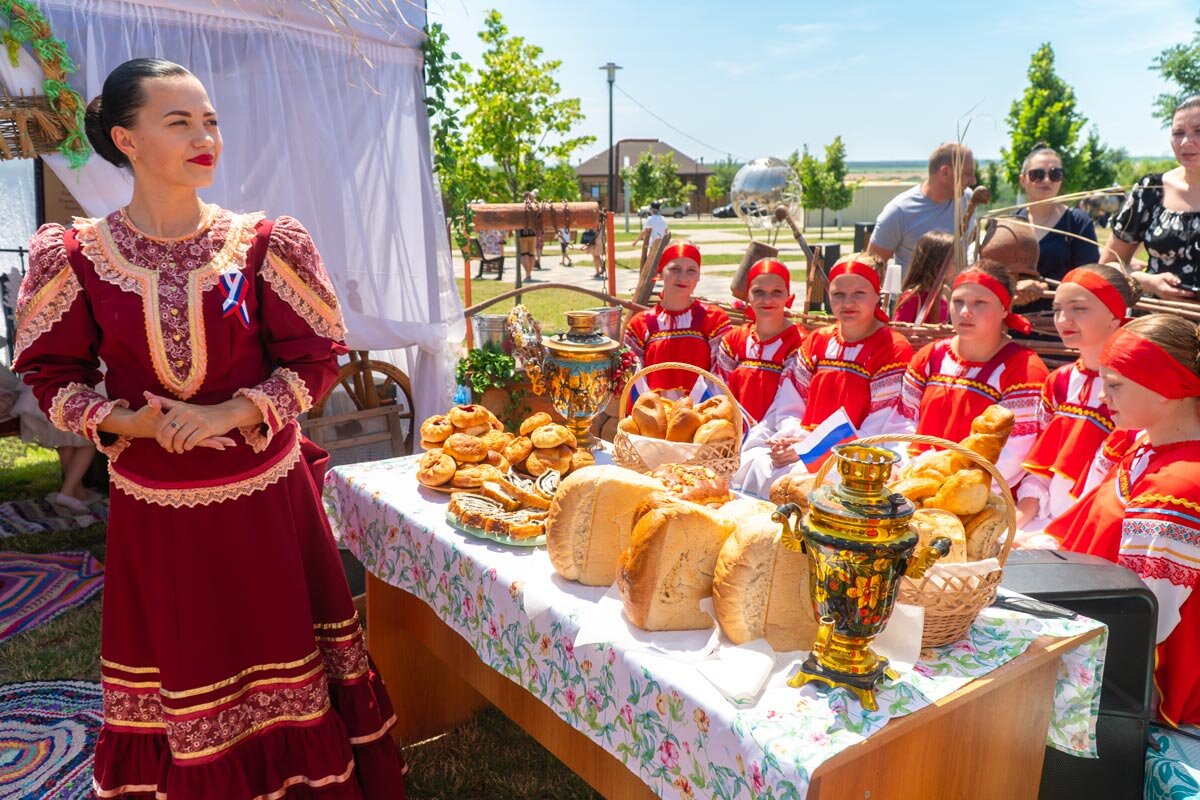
[611,362,743,478]
[847,405,1018,647]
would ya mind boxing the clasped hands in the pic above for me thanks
[766,435,801,468]
[133,391,238,453]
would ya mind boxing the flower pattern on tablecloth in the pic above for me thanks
[325,455,1107,800]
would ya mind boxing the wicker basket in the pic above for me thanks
[611,361,743,477]
[815,433,1017,648]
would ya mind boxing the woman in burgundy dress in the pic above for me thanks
[13,59,406,798]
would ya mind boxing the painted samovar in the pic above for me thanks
[773,444,951,710]
[512,309,624,449]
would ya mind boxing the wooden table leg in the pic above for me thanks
[366,573,490,744]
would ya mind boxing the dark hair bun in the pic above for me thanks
[84,58,190,169]
[84,94,129,168]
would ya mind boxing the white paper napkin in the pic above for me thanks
[695,638,778,703]
[921,557,1001,584]
[625,432,709,471]
[572,584,721,662]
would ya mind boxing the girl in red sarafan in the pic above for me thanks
[1046,315,1200,726]
[898,260,1049,486]
[713,258,804,426]
[732,255,912,498]
[1015,265,1140,534]
[623,242,732,393]
[13,60,406,798]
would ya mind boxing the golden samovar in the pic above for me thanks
[773,444,951,711]
[514,309,624,449]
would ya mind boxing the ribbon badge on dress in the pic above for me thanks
[219,271,251,329]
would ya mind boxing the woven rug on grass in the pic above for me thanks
[0,498,107,538]
[0,551,104,644]
[0,680,102,799]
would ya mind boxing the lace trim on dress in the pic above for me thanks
[82,397,133,462]
[49,382,96,437]
[13,225,83,361]
[262,217,347,342]
[108,433,301,508]
[234,367,314,452]
[73,209,264,400]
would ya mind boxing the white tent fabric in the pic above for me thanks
[2,0,462,424]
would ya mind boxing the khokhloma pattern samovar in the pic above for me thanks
[772,444,951,711]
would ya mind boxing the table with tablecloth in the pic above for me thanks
[325,454,1108,800]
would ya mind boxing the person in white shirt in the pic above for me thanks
[631,201,668,249]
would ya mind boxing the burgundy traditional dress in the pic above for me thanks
[13,207,406,799]
[1047,436,1200,726]
[623,301,732,392]
[899,338,1048,486]
[713,322,804,425]
[1017,361,1115,523]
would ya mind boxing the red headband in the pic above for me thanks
[1101,327,1200,399]
[742,258,794,322]
[1062,268,1129,324]
[953,269,1033,335]
[829,260,889,323]
[658,242,701,273]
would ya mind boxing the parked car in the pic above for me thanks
[638,200,690,218]
[712,201,768,219]
[712,203,737,218]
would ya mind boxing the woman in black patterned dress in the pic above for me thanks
[1100,95,1200,301]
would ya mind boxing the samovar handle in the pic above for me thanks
[904,536,952,580]
[772,502,807,553]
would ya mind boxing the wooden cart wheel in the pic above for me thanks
[309,352,415,454]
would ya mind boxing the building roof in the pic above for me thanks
[576,138,715,178]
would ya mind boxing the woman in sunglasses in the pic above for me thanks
[1101,95,1200,300]
[1015,144,1100,317]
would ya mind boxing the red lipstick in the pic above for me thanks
[188,154,215,166]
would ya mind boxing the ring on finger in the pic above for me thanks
[169,421,181,429]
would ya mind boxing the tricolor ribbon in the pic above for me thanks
[220,271,251,329]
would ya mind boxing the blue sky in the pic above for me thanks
[426,0,1195,165]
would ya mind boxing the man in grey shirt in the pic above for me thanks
[867,143,976,270]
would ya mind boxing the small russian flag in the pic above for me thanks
[793,408,858,472]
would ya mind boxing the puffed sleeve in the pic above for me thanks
[713,331,738,382]
[705,305,733,364]
[235,216,348,451]
[623,311,648,369]
[994,349,1050,486]
[1110,174,1160,246]
[12,224,131,460]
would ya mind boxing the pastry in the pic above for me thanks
[450,464,503,489]
[696,395,735,425]
[890,476,942,503]
[922,469,989,516]
[712,512,818,650]
[617,493,737,630]
[665,405,704,442]
[526,445,572,477]
[631,394,668,439]
[617,417,642,436]
[546,466,667,585]
[456,423,492,438]
[531,423,576,449]
[964,493,1008,560]
[502,436,534,466]
[953,433,1004,470]
[693,419,736,444]
[442,433,488,464]
[448,404,490,430]
[519,412,554,436]
[971,404,1015,437]
[649,464,732,506]
[416,451,456,487]
[769,473,817,511]
[569,449,595,472]
[910,508,968,563]
[419,415,454,443]
[419,439,444,452]
[480,429,514,453]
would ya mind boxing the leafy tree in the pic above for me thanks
[983,161,1002,205]
[790,138,857,236]
[1001,44,1117,194]
[620,151,695,210]
[532,161,582,202]
[422,23,469,235]
[453,11,594,202]
[1151,15,1200,127]
[705,158,741,204]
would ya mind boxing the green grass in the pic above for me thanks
[458,278,614,333]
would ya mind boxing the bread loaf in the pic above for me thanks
[617,494,737,630]
[769,473,816,511]
[964,493,1007,560]
[923,469,989,516]
[712,513,818,650]
[546,466,666,585]
[910,508,968,563]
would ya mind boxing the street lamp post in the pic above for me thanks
[600,62,622,217]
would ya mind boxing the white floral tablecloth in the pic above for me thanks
[325,455,1108,800]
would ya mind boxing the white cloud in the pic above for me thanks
[713,59,761,77]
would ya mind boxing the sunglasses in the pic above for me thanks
[1026,167,1064,182]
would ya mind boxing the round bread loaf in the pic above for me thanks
[964,493,1007,560]
[631,395,668,439]
[694,419,736,444]
[910,508,968,563]
[546,466,667,585]
[443,433,488,464]
[696,395,735,424]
